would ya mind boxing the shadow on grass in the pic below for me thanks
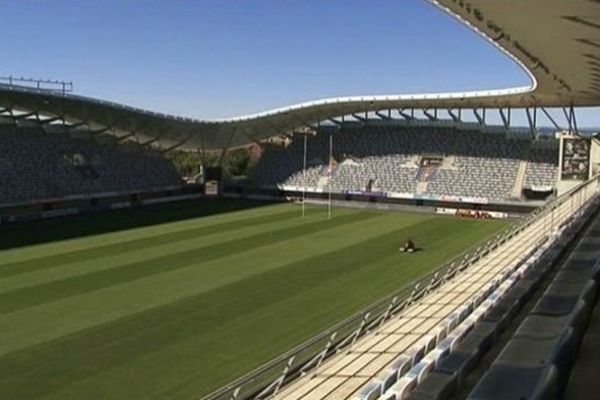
[0,198,278,251]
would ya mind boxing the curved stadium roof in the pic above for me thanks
[0,0,599,150]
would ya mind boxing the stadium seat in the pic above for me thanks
[434,352,476,387]
[353,380,382,400]
[386,376,418,399]
[468,364,559,400]
[252,126,559,202]
[0,126,182,204]
[407,371,457,400]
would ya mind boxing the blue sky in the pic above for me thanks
[0,0,598,127]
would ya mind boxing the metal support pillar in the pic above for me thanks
[398,109,413,120]
[448,109,461,123]
[423,109,437,121]
[562,107,573,134]
[375,110,391,120]
[473,108,484,125]
[571,105,579,135]
[525,107,538,139]
[352,113,366,122]
[499,108,511,131]
[540,107,562,131]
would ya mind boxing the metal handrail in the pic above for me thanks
[200,177,599,400]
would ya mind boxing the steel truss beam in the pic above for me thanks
[423,109,438,121]
[375,110,392,120]
[540,107,562,131]
[473,108,485,125]
[499,108,511,130]
[398,109,414,120]
[525,107,538,138]
[447,109,461,122]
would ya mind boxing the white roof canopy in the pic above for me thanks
[0,0,598,150]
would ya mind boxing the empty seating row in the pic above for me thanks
[352,238,552,399]
[467,208,600,400]
[252,126,558,202]
[0,126,182,205]
[350,195,597,400]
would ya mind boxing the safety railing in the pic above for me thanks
[200,177,599,400]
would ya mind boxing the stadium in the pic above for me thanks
[1,0,600,399]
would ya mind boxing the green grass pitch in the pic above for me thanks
[0,200,508,400]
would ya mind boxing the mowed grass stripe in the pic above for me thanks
[0,217,505,400]
[0,211,379,314]
[0,199,281,254]
[0,208,330,294]
[0,210,403,355]
[0,208,303,278]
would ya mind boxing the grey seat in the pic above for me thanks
[483,296,519,330]
[408,371,457,400]
[554,270,598,284]
[496,328,576,375]
[503,279,536,306]
[545,280,597,304]
[434,352,476,387]
[463,321,498,353]
[467,365,558,400]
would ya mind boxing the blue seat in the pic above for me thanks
[496,328,576,374]
[516,315,569,340]
[503,279,536,306]
[467,365,558,400]
[464,321,497,352]
[532,296,592,340]
[554,270,597,284]
[408,371,457,400]
[574,242,600,252]
[562,258,600,281]
[545,280,597,304]
[434,352,476,387]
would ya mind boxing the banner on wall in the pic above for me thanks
[561,137,590,180]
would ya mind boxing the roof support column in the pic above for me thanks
[375,110,391,120]
[473,108,484,125]
[352,113,366,122]
[398,109,413,120]
[423,109,437,121]
[525,107,538,139]
[570,105,579,135]
[540,107,562,131]
[562,106,573,134]
[499,108,511,131]
[447,109,461,123]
